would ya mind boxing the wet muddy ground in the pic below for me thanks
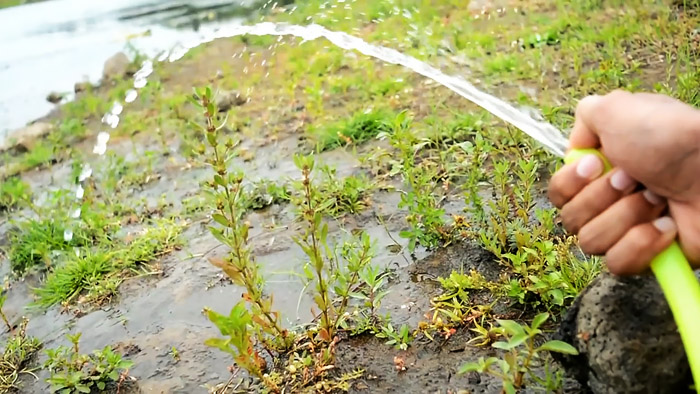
[0,33,556,392]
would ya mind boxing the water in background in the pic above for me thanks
[0,0,268,139]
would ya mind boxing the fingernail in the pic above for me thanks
[643,190,664,205]
[653,216,677,234]
[610,170,635,191]
[576,154,603,180]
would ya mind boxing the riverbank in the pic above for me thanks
[1,1,698,393]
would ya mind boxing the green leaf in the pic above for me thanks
[538,340,579,355]
[504,381,517,394]
[97,381,106,390]
[76,385,91,393]
[212,214,229,227]
[208,226,228,245]
[206,132,217,146]
[458,361,483,374]
[491,341,512,350]
[496,319,526,336]
[108,370,120,380]
[531,312,549,330]
[507,332,528,348]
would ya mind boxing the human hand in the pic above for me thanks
[548,90,700,275]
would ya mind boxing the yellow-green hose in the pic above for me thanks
[565,148,700,389]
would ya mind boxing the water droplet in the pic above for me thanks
[125,90,138,103]
[111,102,123,115]
[169,47,188,62]
[102,113,119,128]
[134,77,147,89]
[79,164,92,181]
[97,131,110,145]
[64,229,74,242]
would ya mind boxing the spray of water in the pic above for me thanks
[65,21,570,241]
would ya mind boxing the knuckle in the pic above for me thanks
[547,176,565,208]
[578,226,603,255]
[560,207,582,234]
[626,226,654,249]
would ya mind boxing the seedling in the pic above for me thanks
[44,333,133,393]
[0,318,41,392]
[375,323,413,351]
[0,177,31,211]
[459,313,578,393]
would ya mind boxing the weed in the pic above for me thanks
[170,347,180,363]
[313,108,394,152]
[0,177,31,211]
[375,323,413,351]
[45,333,133,393]
[0,318,41,393]
[459,313,577,393]
[292,153,374,341]
[0,294,11,333]
[6,190,119,275]
[244,179,291,210]
[7,218,74,275]
[301,165,375,218]
[194,86,291,391]
[33,220,183,308]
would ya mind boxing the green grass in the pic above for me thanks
[33,220,183,308]
[0,177,30,211]
[0,321,42,392]
[313,108,395,151]
[0,0,23,9]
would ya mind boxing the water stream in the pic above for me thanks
[70,20,572,241]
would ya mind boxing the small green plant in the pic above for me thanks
[375,323,413,351]
[170,347,180,363]
[292,154,375,341]
[44,333,133,393]
[0,318,42,393]
[0,294,12,333]
[308,165,375,218]
[33,221,183,308]
[313,108,394,151]
[193,86,291,392]
[0,177,31,211]
[459,313,578,393]
[244,179,291,210]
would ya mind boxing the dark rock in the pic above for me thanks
[554,272,693,394]
[46,91,64,104]
[74,81,92,93]
[102,52,130,80]
[216,90,247,112]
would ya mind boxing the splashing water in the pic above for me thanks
[64,21,570,241]
[179,22,570,155]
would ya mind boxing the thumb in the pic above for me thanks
[568,94,605,150]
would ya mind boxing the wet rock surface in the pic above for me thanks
[74,81,92,93]
[216,90,247,112]
[555,272,693,394]
[103,52,131,81]
[0,122,53,152]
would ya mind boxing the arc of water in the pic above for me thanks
[65,21,570,243]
